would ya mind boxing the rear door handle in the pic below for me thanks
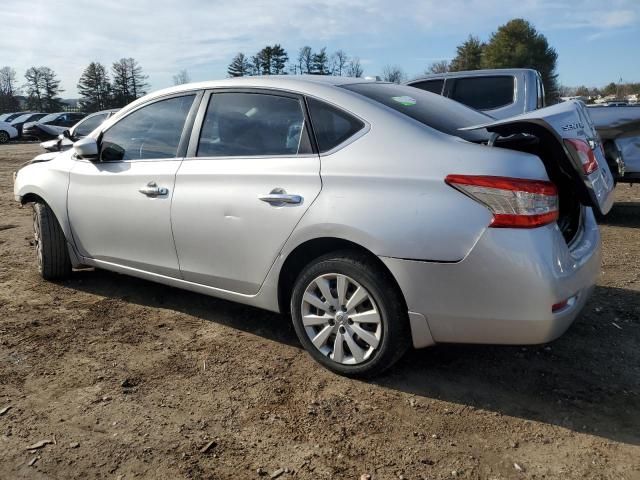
[259,188,303,206]
[139,181,168,197]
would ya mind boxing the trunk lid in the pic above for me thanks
[461,100,615,216]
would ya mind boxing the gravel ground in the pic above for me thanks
[0,143,638,480]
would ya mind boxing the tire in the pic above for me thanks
[0,130,9,144]
[32,202,71,280]
[290,250,410,378]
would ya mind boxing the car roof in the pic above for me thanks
[407,68,537,84]
[142,75,379,100]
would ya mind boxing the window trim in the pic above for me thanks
[186,87,316,160]
[96,90,204,163]
[447,75,516,111]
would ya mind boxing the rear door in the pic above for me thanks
[171,89,321,294]
[462,100,615,215]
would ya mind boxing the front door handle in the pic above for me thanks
[139,181,168,197]
[259,188,303,206]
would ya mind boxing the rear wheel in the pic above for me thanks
[0,130,10,144]
[290,251,410,377]
[32,203,71,280]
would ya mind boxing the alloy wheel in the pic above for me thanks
[301,273,382,365]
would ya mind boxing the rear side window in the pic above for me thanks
[306,97,364,153]
[449,76,515,110]
[409,79,444,95]
[100,95,195,161]
[197,93,312,157]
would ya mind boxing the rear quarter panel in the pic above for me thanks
[284,104,550,262]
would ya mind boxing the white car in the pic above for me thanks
[0,121,19,143]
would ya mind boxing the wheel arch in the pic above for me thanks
[277,236,407,315]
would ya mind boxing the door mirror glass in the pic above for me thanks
[73,137,99,160]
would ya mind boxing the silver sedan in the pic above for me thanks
[13,76,614,377]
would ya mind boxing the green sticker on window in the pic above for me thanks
[391,96,416,106]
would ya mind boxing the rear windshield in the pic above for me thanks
[449,76,515,110]
[341,83,492,142]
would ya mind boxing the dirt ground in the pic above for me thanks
[0,143,638,480]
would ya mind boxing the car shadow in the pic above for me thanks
[599,201,640,228]
[65,270,639,446]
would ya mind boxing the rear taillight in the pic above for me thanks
[564,138,599,175]
[445,175,559,228]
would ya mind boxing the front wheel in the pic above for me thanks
[290,251,410,378]
[32,202,71,280]
[0,130,10,144]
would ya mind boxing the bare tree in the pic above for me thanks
[0,67,18,96]
[346,57,364,78]
[173,69,191,85]
[382,65,405,84]
[0,66,20,113]
[330,50,349,76]
[427,60,450,74]
[297,46,313,74]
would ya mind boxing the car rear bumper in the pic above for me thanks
[381,208,601,347]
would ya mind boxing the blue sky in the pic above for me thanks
[2,0,639,97]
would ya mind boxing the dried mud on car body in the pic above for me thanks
[0,143,639,479]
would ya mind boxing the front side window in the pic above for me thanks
[74,113,108,138]
[449,76,515,110]
[409,79,444,95]
[306,97,364,153]
[100,95,195,161]
[197,92,311,157]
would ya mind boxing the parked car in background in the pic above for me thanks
[22,112,86,141]
[10,112,47,136]
[40,109,119,152]
[0,111,31,123]
[14,77,614,376]
[406,68,638,184]
[0,120,19,144]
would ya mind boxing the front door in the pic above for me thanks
[171,90,321,294]
[68,93,198,277]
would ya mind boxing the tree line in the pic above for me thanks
[0,58,150,114]
[425,19,559,103]
[227,45,363,78]
[1,18,636,115]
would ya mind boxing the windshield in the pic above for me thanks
[341,83,493,142]
[10,114,33,124]
[0,114,9,122]
[37,113,62,124]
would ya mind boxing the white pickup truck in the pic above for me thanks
[406,68,640,184]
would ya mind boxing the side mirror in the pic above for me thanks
[62,129,71,139]
[73,137,99,160]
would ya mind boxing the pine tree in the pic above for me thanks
[77,62,111,112]
[271,44,288,74]
[111,58,148,107]
[482,19,559,102]
[311,48,329,75]
[24,66,63,112]
[227,53,251,77]
[449,35,484,72]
